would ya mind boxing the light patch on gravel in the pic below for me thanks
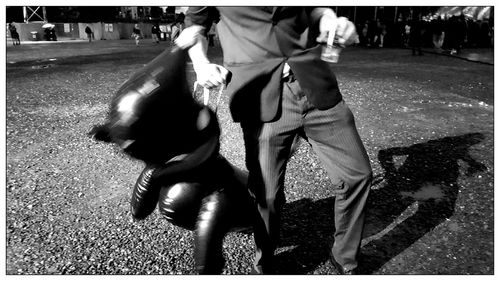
[361,201,419,246]
[401,183,445,201]
[30,104,108,118]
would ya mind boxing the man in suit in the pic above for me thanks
[176,7,372,274]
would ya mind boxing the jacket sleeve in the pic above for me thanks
[304,7,329,48]
[306,7,330,26]
[185,7,220,36]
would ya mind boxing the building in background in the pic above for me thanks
[7,6,493,25]
[5,6,493,48]
[6,6,187,24]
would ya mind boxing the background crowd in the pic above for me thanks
[355,14,493,54]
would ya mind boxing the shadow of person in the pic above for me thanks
[358,133,486,274]
[274,197,337,274]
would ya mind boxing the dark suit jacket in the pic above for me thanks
[186,7,342,122]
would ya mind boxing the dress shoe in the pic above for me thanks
[329,252,357,275]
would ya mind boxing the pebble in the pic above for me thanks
[5,43,493,275]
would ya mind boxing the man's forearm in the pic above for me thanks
[188,33,210,65]
[175,24,211,65]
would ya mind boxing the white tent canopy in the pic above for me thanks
[436,6,492,21]
[42,23,55,29]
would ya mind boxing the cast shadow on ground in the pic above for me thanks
[359,132,486,274]
[275,196,337,274]
[272,133,486,274]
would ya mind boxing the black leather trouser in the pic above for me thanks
[130,156,254,274]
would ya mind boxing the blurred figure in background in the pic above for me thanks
[431,16,444,50]
[44,25,57,41]
[446,15,465,55]
[85,25,93,43]
[404,21,411,47]
[152,22,161,43]
[8,22,20,45]
[409,16,423,55]
[132,24,141,45]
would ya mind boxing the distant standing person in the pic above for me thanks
[375,19,387,47]
[409,17,423,55]
[85,25,93,43]
[446,16,464,55]
[152,23,161,43]
[431,17,444,49]
[8,23,20,45]
[132,24,142,45]
[404,22,411,47]
[44,25,57,41]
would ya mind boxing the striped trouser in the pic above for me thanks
[241,78,373,272]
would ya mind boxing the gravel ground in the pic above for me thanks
[5,39,494,275]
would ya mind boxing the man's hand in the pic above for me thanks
[316,9,358,47]
[193,63,229,89]
[176,25,229,89]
